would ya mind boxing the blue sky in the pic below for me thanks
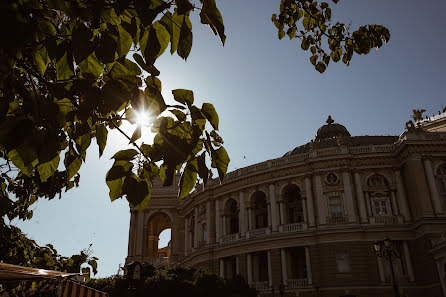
[14,0,446,277]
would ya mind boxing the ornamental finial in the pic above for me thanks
[326,115,334,125]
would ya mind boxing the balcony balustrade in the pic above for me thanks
[326,216,348,225]
[370,216,400,225]
[252,281,270,291]
[287,278,308,288]
[280,222,306,233]
[249,227,270,238]
[222,233,239,243]
[385,275,409,285]
[146,257,170,267]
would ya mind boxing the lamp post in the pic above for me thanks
[373,237,401,297]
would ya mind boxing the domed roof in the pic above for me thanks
[282,116,398,157]
[315,115,351,140]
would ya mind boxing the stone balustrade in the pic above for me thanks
[281,222,306,232]
[287,278,308,288]
[252,281,270,291]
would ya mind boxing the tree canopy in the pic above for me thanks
[0,0,390,290]
[0,0,390,216]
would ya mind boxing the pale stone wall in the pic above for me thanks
[126,127,446,297]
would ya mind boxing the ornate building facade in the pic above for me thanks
[126,114,446,297]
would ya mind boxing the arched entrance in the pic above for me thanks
[145,212,171,262]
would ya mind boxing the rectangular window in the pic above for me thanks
[335,252,351,273]
[373,199,389,216]
[329,196,343,218]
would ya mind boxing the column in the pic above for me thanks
[267,204,272,227]
[390,191,400,216]
[194,207,198,248]
[127,210,136,257]
[281,249,288,285]
[239,192,247,235]
[247,253,253,284]
[354,172,368,223]
[305,247,312,285]
[403,241,415,282]
[236,256,240,275]
[377,257,385,283]
[395,170,411,220]
[220,259,224,278]
[248,208,253,231]
[364,192,372,217]
[342,171,357,223]
[314,175,327,225]
[269,184,279,231]
[279,201,286,225]
[184,216,189,255]
[267,251,273,286]
[135,211,145,257]
[305,177,316,227]
[222,215,227,236]
[423,158,443,214]
[215,200,221,242]
[206,201,211,244]
[302,199,308,223]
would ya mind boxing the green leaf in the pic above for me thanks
[96,125,108,157]
[160,11,181,54]
[122,175,151,211]
[133,53,160,76]
[8,145,38,176]
[117,25,133,58]
[315,62,327,73]
[37,155,60,182]
[211,146,230,180]
[178,163,197,199]
[112,149,138,161]
[201,103,219,130]
[106,161,133,201]
[200,0,226,45]
[65,153,82,180]
[178,14,193,60]
[172,89,194,105]
[140,22,170,65]
[130,126,141,143]
[197,152,208,185]
[56,52,74,80]
[34,47,50,76]
[78,53,103,79]
[88,259,98,275]
[171,109,186,121]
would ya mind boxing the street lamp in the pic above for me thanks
[373,237,401,297]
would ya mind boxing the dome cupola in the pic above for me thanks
[315,115,351,141]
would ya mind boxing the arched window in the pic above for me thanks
[224,199,239,235]
[252,191,268,229]
[367,174,391,216]
[281,184,304,224]
[436,164,446,208]
[367,174,388,187]
[146,212,171,260]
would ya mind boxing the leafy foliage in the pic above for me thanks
[0,0,228,216]
[88,264,257,297]
[272,0,390,72]
[0,219,97,296]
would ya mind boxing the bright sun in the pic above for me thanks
[134,109,152,127]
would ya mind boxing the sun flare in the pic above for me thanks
[134,109,152,127]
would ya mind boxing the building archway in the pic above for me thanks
[145,212,171,260]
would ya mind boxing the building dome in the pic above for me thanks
[315,115,351,140]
